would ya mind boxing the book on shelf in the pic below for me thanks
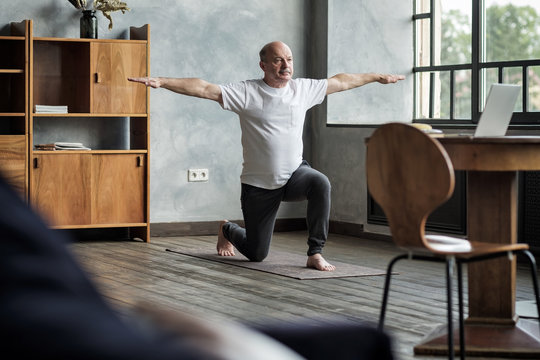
[35,105,68,114]
[34,142,91,151]
[34,144,56,151]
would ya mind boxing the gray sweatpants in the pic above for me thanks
[222,161,331,261]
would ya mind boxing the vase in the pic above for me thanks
[80,10,98,39]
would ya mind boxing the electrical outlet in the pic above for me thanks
[188,168,209,182]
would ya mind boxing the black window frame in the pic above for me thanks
[413,0,540,126]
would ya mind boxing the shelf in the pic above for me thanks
[0,113,25,117]
[32,150,148,154]
[0,36,25,41]
[32,113,148,117]
[51,223,148,230]
[15,21,151,241]
[0,69,24,74]
[34,37,147,44]
[0,37,26,71]
[0,134,25,139]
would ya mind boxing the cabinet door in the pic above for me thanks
[31,154,92,226]
[91,42,147,114]
[0,135,26,197]
[91,154,146,224]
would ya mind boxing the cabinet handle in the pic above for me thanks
[33,157,40,169]
[137,156,143,167]
[95,72,102,83]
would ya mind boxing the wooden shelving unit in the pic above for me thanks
[0,20,30,198]
[0,19,151,241]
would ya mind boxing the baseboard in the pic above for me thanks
[151,218,308,237]
[329,221,364,237]
[353,230,392,242]
[151,219,391,242]
[329,221,392,242]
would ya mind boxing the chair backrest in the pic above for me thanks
[366,123,455,251]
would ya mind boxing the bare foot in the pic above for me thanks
[217,220,235,256]
[306,253,336,271]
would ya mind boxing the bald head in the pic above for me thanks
[259,41,292,62]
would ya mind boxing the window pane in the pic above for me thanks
[415,0,430,14]
[503,67,523,111]
[436,71,451,118]
[415,18,430,67]
[416,71,451,119]
[438,0,472,65]
[480,68,499,111]
[455,70,472,119]
[529,66,540,112]
[416,72,431,119]
[485,0,540,62]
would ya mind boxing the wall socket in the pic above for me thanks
[188,168,209,182]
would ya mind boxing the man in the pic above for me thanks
[129,41,404,272]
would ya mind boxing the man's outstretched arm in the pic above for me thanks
[128,77,223,105]
[326,73,405,95]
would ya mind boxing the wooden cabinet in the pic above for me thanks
[32,153,146,227]
[31,153,92,226]
[0,20,30,198]
[91,42,147,114]
[0,135,27,196]
[0,20,151,241]
[91,153,146,225]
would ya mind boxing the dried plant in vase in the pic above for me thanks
[68,0,87,9]
[94,0,130,30]
[68,0,130,30]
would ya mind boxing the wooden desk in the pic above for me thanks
[415,136,540,357]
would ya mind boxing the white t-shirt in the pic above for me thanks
[220,78,328,189]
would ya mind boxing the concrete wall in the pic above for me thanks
[326,0,412,126]
[1,0,413,232]
[312,0,413,232]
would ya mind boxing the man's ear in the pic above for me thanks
[259,61,266,72]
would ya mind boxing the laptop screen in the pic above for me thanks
[474,84,521,137]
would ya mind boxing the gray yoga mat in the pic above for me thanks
[166,247,388,280]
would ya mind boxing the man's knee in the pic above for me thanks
[312,173,331,195]
[321,175,331,192]
[245,248,268,262]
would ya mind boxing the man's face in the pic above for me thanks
[260,42,294,87]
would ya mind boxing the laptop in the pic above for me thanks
[474,83,521,137]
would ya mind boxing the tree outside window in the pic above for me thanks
[414,0,540,122]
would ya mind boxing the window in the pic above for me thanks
[414,0,540,124]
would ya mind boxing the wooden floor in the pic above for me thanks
[70,231,538,360]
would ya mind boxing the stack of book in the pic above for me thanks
[35,105,68,114]
[35,142,91,151]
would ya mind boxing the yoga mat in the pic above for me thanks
[165,247,388,280]
[516,300,539,319]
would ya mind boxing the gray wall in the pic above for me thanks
[326,0,412,126]
[313,0,413,233]
[1,0,412,232]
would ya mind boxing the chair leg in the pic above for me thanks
[457,262,465,360]
[378,254,407,331]
[520,250,540,334]
[446,258,455,360]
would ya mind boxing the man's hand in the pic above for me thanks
[376,74,405,84]
[128,77,162,88]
